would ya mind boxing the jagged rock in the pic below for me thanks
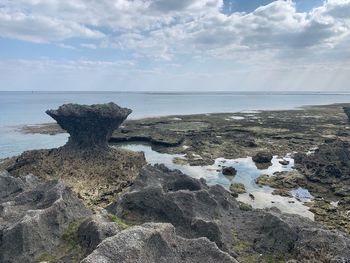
[295,139,350,195]
[255,171,306,189]
[252,151,273,163]
[222,167,237,176]
[256,209,350,262]
[272,189,293,198]
[107,164,232,254]
[229,183,246,197]
[0,172,92,262]
[107,164,350,261]
[344,107,350,122]
[81,223,237,263]
[46,102,132,150]
[77,214,120,253]
[279,159,290,165]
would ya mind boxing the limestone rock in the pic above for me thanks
[252,151,273,163]
[0,172,91,262]
[229,183,246,196]
[77,214,121,253]
[107,164,350,261]
[295,139,350,195]
[46,102,131,150]
[222,167,237,176]
[81,223,237,263]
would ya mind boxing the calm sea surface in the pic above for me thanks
[1,91,350,158]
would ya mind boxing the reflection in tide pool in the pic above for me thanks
[114,142,314,220]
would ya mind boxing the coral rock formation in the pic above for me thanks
[0,171,91,262]
[1,103,146,206]
[107,164,350,262]
[81,223,237,263]
[46,102,132,151]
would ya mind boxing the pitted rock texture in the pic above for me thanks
[295,139,350,196]
[81,223,238,263]
[252,151,273,163]
[1,147,146,207]
[77,214,121,253]
[0,171,91,263]
[46,102,132,150]
[108,164,350,262]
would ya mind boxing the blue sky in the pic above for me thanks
[0,0,349,91]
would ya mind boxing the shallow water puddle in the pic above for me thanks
[113,143,314,220]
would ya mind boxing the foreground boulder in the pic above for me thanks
[77,214,121,254]
[81,223,237,263]
[108,164,350,262]
[0,171,91,262]
[46,102,131,151]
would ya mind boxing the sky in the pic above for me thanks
[0,0,349,92]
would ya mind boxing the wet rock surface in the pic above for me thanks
[252,151,273,164]
[107,165,350,262]
[81,223,238,263]
[0,171,92,263]
[229,182,246,197]
[255,139,350,233]
[222,166,237,176]
[46,102,132,151]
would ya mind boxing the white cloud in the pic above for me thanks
[0,0,350,91]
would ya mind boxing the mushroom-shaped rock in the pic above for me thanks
[46,103,131,150]
[344,107,350,123]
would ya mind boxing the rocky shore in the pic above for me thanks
[21,103,350,165]
[1,165,349,262]
[1,102,350,262]
[1,103,146,207]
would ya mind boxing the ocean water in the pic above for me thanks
[1,91,350,158]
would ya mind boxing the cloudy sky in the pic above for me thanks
[0,0,349,91]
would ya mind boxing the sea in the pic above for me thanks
[1,91,350,159]
[2,91,350,218]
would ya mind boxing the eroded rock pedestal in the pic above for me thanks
[1,103,146,206]
[46,102,132,151]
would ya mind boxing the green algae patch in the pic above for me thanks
[107,214,130,230]
[36,219,85,263]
